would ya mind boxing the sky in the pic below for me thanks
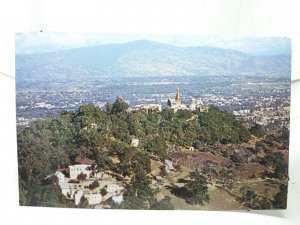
[13,0,294,56]
[15,32,291,55]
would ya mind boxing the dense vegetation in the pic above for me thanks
[17,98,252,207]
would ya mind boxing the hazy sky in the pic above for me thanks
[16,32,291,55]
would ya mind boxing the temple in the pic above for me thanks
[175,86,181,105]
[167,87,208,113]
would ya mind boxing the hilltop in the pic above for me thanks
[16,40,291,82]
[17,99,288,209]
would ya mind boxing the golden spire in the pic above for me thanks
[175,86,181,105]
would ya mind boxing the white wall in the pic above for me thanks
[0,1,300,225]
[69,165,91,180]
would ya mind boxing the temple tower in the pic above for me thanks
[175,86,181,105]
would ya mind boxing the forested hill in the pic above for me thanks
[16,40,291,81]
[17,98,252,207]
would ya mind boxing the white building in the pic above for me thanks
[68,164,92,180]
[85,193,102,205]
[112,194,124,205]
[189,97,197,111]
[165,159,174,173]
[53,164,125,207]
[55,172,72,197]
[131,138,140,147]
[167,88,208,113]
[55,171,65,183]
[106,183,124,193]
[74,191,84,205]
[126,104,162,113]
[170,104,188,113]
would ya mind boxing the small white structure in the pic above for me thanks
[189,97,197,110]
[85,193,102,205]
[112,194,124,205]
[131,138,140,147]
[155,176,164,183]
[69,164,92,180]
[165,159,174,174]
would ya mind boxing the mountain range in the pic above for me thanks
[16,40,291,81]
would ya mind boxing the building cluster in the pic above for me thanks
[167,87,208,112]
[53,163,124,207]
[126,103,161,113]
[126,87,208,113]
[233,105,290,129]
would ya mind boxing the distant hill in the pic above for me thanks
[16,40,291,81]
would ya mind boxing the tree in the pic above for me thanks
[230,152,245,164]
[92,149,112,170]
[249,124,264,138]
[105,102,113,114]
[111,115,131,143]
[76,196,91,208]
[184,171,209,205]
[100,188,108,196]
[88,180,99,190]
[244,190,256,206]
[181,171,209,205]
[77,173,87,183]
[252,196,272,209]
[274,184,287,208]
[130,170,154,200]
[120,170,154,209]
[274,162,288,180]
[192,140,206,150]
[144,136,167,156]
[111,97,129,114]
[73,104,108,129]
[239,186,256,206]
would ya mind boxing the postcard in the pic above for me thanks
[16,33,290,210]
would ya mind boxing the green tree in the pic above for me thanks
[120,170,154,209]
[274,162,288,180]
[171,171,209,205]
[249,124,264,138]
[77,173,87,183]
[144,136,167,156]
[100,188,108,196]
[239,186,256,206]
[111,97,129,114]
[274,184,288,209]
[111,115,131,143]
[88,180,99,190]
[182,171,209,205]
[76,196,91,208]
[116,147,151,176]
